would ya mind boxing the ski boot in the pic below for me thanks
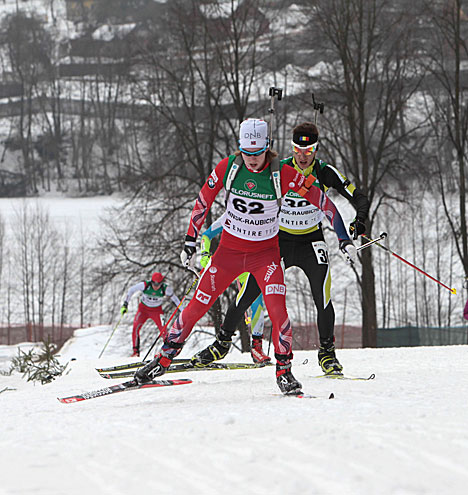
[251,336,271,364]
[191,328,232,367]
[134,353,172,384]
[131,348,140,358]
[276,356,302,395]
[318,340,343,375]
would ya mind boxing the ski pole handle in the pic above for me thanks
[268,86,283,148]
[312,93,325,125]
[356,232,387,252]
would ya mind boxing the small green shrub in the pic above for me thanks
[9,339,67,384]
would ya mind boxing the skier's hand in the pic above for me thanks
[181,234,196,268]
[120,301,128,315]
[200,251,211,268]
[349,218,366,240]
[339,239,357,266]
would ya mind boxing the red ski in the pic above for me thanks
[58,378,192,404]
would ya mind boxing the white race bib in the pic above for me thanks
[223,191,279,241]
[280,191,325,233]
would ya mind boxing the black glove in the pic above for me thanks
[180,234,197,267]
[349,218,366,240]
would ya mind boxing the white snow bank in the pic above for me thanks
[1,325,468,495]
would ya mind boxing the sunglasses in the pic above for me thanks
[239,145,268,156]
[292,141,319,155]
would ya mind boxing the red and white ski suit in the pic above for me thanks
[125,281,180,352]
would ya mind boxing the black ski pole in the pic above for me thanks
[312,93,324,125]
[268,86,283,148]
[267,325,273,357]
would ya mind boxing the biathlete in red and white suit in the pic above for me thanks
[135,118,355,394]
[120,272,180,357]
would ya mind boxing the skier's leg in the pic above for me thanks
[250,295,270,363]
[249,247,302,394]
[250,295,265,338]
[149,307,165,338]
[223,274,262,334]
[131,305,147,356]
[296,240,342,373]
[191,273,263,365]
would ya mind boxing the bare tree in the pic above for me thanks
[98,0,278,344]
[420,0,468,283]
[0,12,53,193]
[12,202,64,339]
[0,213,4,293]
[296,0,427,346]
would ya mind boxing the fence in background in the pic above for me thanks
[0,324,78,349]
[377,326,468,347]
[270,324,468,349]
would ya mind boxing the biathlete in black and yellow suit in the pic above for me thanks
[193,122,370,374]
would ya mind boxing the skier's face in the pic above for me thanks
[152,282,162,289]
[241,148,268,172]
[292,142,318,169]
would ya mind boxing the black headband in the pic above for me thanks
[292,132,318,146]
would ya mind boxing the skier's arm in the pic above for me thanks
[318,162,370,222]
[200,216,225,268]
[164,285,181,307]
[186,158,229,240]
[200,217,224,254]
[181,159,229,268]
[281,164,351,243]
[124,282,146,304]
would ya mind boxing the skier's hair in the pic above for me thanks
[293,122,319,137]
[235,149,278,162]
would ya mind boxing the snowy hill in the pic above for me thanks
[1,326,468,495]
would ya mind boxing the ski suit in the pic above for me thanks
[124,281,180,353]
[200,217,265,337]
[162,154,351,363]
[220,156,370,345]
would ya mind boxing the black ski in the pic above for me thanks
[96,358,190,374]
[313,373,375,381]
[296,392,335,399]
[273,391,335,399]
[58,378,192,404]
[99,361,272,380]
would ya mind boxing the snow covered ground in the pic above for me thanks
[1,325,468,495]
[0,196,119,241]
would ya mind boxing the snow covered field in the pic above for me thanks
[1,325,468,495]
[0,196,119,241]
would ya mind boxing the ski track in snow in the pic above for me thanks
[1,326,468,495]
